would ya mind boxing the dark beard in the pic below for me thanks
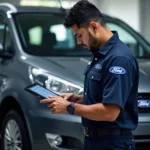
[88,32,99,52]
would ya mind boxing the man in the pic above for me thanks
[40,0,139,149]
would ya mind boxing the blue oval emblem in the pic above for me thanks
[138,100,150,108]
[109,66,126,74]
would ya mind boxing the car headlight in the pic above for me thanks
[29,67,83,94]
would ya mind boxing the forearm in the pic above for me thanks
[74,103,120,122]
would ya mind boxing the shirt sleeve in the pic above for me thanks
[102,56,135,109]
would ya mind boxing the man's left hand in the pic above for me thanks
[40,96,70,114]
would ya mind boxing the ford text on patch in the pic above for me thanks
[109,66,126,74]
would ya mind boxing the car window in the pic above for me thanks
[28,26,43,45]
[107,23,147,57]
[28,24,75,50]
[0,16,5,51]
[50,24,75,49]
[0,15,12,53]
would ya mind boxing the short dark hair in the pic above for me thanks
[64,0,106,28]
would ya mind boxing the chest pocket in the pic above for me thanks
[87,69,103,93]
[87,69,102,81]
[86,69,103,101]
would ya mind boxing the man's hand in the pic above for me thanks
[60,93,83,103]
[60,93,77,102]
[40,96,70,114]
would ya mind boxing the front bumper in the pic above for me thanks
[133,113,150,150]
[27,106,150,150]
[28,107,84,150]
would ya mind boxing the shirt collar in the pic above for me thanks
[94,31,119,56]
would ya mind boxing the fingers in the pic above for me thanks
[51,107,60,114]
[59,94,69,100]
[51,107,55,114]
[40,98,57,114]
[60,93,65,97]
[40,99,55,103]
[40,96,66,114]
[48,102,55,108]
[60,93,73,100]
[48,96,59,98]
[62,95,70,100]
[64,96,68,100]
[40,96,60,103]
[51,109,58,114]
[51,109,65,114]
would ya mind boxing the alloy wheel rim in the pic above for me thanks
[4,119,22,150]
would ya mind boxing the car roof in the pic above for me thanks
[0,3,112,18]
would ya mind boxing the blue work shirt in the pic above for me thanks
[82,31,139,131]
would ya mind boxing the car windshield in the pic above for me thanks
[14,13,90,56]
[14,13,150,58]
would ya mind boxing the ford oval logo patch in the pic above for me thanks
[138,100,150,108]
[109,66,126,74]
[95,64,102,70]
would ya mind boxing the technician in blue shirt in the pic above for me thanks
[40,0,139,149]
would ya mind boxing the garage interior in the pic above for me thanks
[0,0,150,43]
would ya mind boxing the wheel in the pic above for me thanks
[1,110,31,150]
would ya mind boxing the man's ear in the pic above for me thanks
[89,21,98,32]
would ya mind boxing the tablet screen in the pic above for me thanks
[29,84,58,98]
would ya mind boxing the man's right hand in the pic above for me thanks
[60,93,83,103]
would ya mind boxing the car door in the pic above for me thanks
[0,13,14,96]
[105,18,150,58]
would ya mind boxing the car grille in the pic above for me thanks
[138,93,150,113]
[136,142,150,150]
[135,135,150,150]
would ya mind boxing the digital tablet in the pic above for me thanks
[25,83,59,99]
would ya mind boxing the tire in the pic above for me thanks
[1,110,31,150]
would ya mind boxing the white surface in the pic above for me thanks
[90,0,140,32]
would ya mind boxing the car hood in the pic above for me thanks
[25,56,150,93]
[45,57,90,86]
[25,56,91,87]
[137,59,150,93]
[46,58,150,93]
